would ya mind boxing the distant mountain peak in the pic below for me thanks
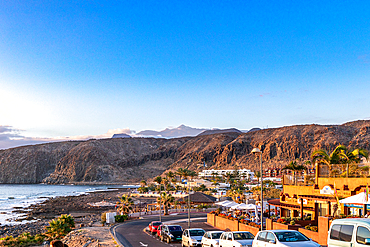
[136,125,208,138]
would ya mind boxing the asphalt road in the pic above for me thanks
[112,213,219,247]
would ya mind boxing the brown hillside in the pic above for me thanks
[1,120,370,183]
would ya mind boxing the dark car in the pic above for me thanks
[148,221,162,235]
[159,224,183,243]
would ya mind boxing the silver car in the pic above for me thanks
[183,228,207,247]
[219,231,254,247]
[253,230,320,247]
[201,231,224,247]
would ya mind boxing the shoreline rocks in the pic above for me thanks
[0,190,122,238]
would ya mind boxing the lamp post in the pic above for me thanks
[251,147,263,231]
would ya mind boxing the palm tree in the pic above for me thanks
[140,180,147,187]
[157,192,174,215]
[189,170,197,181]
[223,172,235,187]
[336,146,368,177]
[165,171,175,181]
[312,145,369,177]
[228,188,245,203]
[154,176,163,191]
[45,214,75,240]
[282,161,307,185]
[176,168,186,183]
[116,195,134,215]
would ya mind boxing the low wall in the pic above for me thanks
[272,222,301,231]
[266,218,273,230]
[299,228,319,242]
[215,216,239,231]
[239,224,260,236]
[207,214,260,236]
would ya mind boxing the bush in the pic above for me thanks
[45,214,75,240]
[290,220,295,225]
[101,212,107,224]
[0,233,46,246]
[310,226,318,232]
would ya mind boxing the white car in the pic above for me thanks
[201,231,224,247]
[219,231,255,247]
[182,228,206,247]
[252,230,320,247]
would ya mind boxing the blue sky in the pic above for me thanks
[1,1,370,149]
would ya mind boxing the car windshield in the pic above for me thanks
[233,232,254,240]
[190,230,206,236]
[211,232,223,239]
[275,231,309,242]
[152,222,162,226]
[169,226,182,232]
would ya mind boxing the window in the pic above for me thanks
[211,233,222,239]
[266,232,276,243]
[330,224,341,240]
[227,233,233,240]
[257,232,267,241]
[275,231,309,242]
[233,232,254,240]
[340,225,354,242]
[357,226,370,244]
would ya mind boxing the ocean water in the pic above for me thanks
[0,184,118,225]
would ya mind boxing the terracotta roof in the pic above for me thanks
[176,192,217,203]
[299,194,337,202]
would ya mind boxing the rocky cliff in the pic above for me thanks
[1,120,370,184]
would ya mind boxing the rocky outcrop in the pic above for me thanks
[1,120,370,184]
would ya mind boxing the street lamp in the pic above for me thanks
[251,147,263,231]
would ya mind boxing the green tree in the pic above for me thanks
[116,195,134,215]
[157,192,174,215]
[140,180,147,187]
[282,161,306,185]
[312,145,369,177]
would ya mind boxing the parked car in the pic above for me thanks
[157,225,164,239]
[159,224,183,243]
[201,231,224,247]
[219,231,254,247]
[328,218,370,247]
[182,228,206,247]
[148,221,162,235]
[253,230,320,247]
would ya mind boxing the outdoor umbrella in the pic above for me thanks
[339,192,370,204]
[223,201,239,208]
[215,200,233,206]
[231,203,247,210]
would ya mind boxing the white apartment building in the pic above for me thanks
[198,168,254,180]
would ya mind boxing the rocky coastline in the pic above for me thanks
[0,189,125,239]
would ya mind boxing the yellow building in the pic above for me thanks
[268,164,369,222]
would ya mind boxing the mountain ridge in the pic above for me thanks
[1,120,370,184]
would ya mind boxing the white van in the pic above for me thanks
[328,218,370,247]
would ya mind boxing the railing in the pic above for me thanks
[318,164,370,178]
[282,175,315,186]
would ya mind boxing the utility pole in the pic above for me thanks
[188,180,191,228]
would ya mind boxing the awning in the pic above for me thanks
[339,192,370,205]
[268,199,315,211]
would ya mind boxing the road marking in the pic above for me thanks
[140,242,148,246]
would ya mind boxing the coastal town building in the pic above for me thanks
[198,169,254,180]
[268,163,370,223]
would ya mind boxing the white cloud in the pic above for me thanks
[0,126,134,150]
